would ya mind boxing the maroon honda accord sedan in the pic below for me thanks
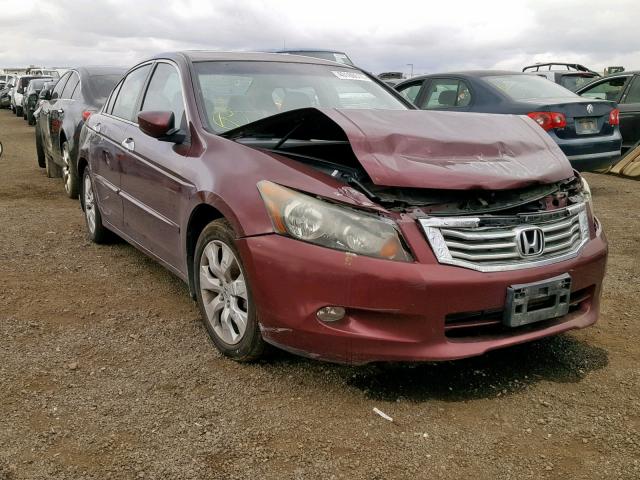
[77,51,607,364]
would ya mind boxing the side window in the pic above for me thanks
[623,77,640,104]
[61,73,79,99]
[52,73,70,99]
[112,64,152,122]
[420,79,472,109]
[141,63,185,128]
[104,81,122,114]
[397,82,422,103]
[580,77,630,102]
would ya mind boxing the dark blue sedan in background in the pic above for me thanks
[395,71,621,171]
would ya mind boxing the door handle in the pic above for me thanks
[121,137,135,152]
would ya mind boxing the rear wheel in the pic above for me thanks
[81,169,109,243]
[61,141,78,198]
[35,126,45,168]
[194,220,265,362]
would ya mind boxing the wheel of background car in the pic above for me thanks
[61,141,79,199]
[194,219,265,362]
[22,110,26,120]
[15,106,21,116]
[45,150,62,178]
[27,110,35,125]
[35,127,45,168]
[81,169,110,244]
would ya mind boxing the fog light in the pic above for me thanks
[316,306,346,322]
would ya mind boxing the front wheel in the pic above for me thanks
[61,141,79,198]
[81,169,110,243]
[194,220,265,362]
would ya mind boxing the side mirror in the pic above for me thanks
[138,111,185,143]
[41,89,51,100]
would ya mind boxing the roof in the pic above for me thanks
[155,50,356,68]
[66,66,128,76]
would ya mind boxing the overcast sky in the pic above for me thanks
[0,0,637,76]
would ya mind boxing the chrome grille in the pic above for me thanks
[419,203,590,272]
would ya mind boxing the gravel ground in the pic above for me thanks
[0,109,639,480]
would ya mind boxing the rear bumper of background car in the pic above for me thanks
[551,130,622,171]
[237,227,607,365]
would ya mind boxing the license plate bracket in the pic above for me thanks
[575,117,599,135]
[503,274,572,327]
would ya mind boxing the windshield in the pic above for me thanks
[194,61,406,132]
[484,74,578,100]
[282,51,353,66]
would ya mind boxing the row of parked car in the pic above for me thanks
[0,51,614,365]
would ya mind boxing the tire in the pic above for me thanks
[15,106,22,117]
[194,219,265,362]
[22,109,27,120]
[61,141,79,198]
[35,126,45,168]
[81,169,110,244]
[27,110,35,125]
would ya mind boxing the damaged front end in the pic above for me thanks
[224,107,594,272]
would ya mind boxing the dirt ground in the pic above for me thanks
[0,109,639,480]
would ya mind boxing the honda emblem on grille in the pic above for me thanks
[516,227,545,257]
[587,104,594,114]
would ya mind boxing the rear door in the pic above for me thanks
[91,64,153,231]
[618,75,640,150]
[41,72,70,156]
[49,71,79,161]
[119,61,190,271]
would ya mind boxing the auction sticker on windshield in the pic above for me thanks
[332,71,371,81]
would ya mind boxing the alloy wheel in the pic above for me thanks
[62,143,72,194]
[83,174,96,234]
[199,240,249,345]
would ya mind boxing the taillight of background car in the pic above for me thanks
[82,110,95,122]
[527,111,567,131]
[608,108,620,126]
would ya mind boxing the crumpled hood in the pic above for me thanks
[320,109,573,190]
[223,107,574,190]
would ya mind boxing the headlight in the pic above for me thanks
[257,181,412,262]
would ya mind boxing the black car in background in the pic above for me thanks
[523,62,600,92]
[395,71,621,171]
[23,78,51,125]
[577,71,640,154]
[35,66,126,197]
[0,80,14,108]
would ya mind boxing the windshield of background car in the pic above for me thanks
[560,74,597,91]
[194,61,407,132]
[484,74,578,100]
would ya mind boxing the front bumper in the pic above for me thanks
[238,225,608,365]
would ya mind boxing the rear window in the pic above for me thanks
[87,74,125,106]
[484,74,578,100]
